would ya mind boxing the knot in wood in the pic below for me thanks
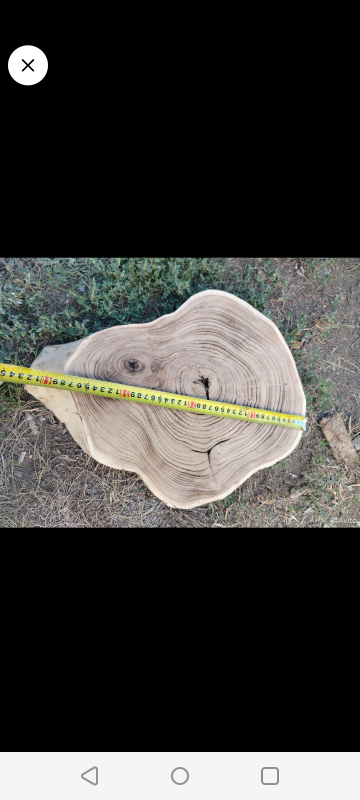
[124,358,143,373]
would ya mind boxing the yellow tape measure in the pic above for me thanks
[0,362,307,431]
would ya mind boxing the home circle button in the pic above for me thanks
[171,767,189,785]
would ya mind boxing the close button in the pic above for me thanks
[8,46,48,85]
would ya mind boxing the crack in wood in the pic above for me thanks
[206,448,216,481]
[191,436,230,483]
[191,439,229,457]
[199,375,210,399]
[192,446,216,480]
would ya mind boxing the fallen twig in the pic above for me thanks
[324,361,358,374]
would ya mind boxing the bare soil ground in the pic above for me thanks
[0,257,359,528]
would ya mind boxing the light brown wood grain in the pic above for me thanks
[25,290,306,508]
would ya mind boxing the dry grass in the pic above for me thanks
[0,395,222,528]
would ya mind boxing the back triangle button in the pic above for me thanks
[81,767,98,785]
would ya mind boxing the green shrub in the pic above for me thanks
[0,257,278,367]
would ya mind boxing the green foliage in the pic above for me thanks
[0,381,24,436]
[222,490,237,509]
[281,307,337,418]
[237,258,280,313]
[0,257,281,368]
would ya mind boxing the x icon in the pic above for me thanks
[22,58,34,72]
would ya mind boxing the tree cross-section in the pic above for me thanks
[25,290,306,509]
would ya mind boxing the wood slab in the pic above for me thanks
[25,290,306,508]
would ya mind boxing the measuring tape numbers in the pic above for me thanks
[0,363,307,431]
